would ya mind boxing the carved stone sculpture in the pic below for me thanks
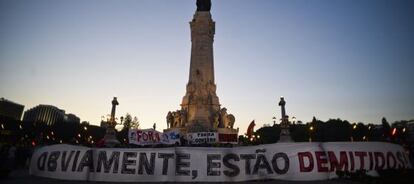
[180,110,187,127]
[219,108,228,128]
[173,111,181,127]
[196,0,211,12]
[227,114,235,129]
[212,111,220,128]
[166,111,173,128]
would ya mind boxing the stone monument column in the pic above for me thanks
[181,1,220,132]
[165,0,237,136]
[278,97,293,142]
[104,97,120,147]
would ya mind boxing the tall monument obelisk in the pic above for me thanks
[278,97,293,142]
[182,0,219,131]
[104,97,120,147]
[165,0,237,135]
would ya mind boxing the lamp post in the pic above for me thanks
[351,123,356,142]
[309,125,314,142]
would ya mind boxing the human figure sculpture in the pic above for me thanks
[171,111,177,127]
[227,114,235,128]
[212,112,220,128]
[180,110,187,127]
[173,111,182,127]
[219,108,228,128]
[166,111,173,128]
[196,0,211,12]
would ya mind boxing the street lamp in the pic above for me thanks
[351,123,357,141]
[309,126,314,142]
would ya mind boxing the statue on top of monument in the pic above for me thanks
[196,0,211,12]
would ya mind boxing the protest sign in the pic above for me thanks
[30,142,411,182]
[187,132,218,144]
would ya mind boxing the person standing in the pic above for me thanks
[7,145,16,170]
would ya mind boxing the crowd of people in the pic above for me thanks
[0,143,33,179]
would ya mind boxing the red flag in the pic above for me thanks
[246,120,256,139]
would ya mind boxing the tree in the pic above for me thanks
[122,113,133,130]
[131,116,140,129]
[122,113,139,130]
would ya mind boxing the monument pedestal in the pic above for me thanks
[278,97,293,143]
[217,127,238,134]
[164,127,188,134]
[104,127,120,147]
[278,128,293,143]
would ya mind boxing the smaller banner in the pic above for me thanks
[129,129,181,145]
[187,132,218,144]
[163,130,181,145]
[218,133,238,144]
[128,129,163,145]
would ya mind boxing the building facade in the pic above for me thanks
[23,105,80,125]
[0,97,25,120]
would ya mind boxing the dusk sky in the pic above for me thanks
[1,0,413,132]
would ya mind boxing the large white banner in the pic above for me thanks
[30,142,411,182]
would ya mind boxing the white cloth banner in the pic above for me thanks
[29,142,411,182]
[187,132,218,144]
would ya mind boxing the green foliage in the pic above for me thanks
[122,113,139,130]
[253,117,407,143]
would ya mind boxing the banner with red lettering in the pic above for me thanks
[30,142,411,182]
[218,133,238,144]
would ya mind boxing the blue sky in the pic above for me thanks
[1,0,413,132]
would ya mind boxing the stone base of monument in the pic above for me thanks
[164,127,188,134]
[103,127,120,147]
[278,128,293,143]
[216,127,238,134]
[164,127,238,134]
